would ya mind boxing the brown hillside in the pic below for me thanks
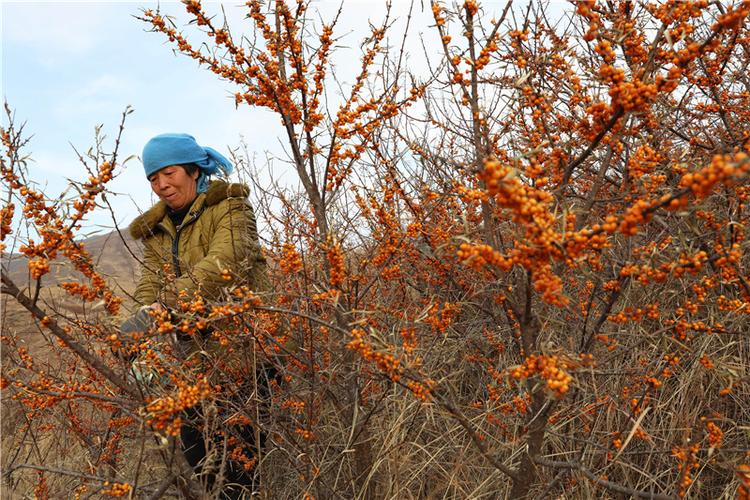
[3,228,142,310]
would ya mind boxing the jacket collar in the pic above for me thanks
[129,180,249,240]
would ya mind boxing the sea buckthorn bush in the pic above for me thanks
[3,1,750,498]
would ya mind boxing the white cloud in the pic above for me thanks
[2,2,109,56]
[26,149,88,181]
[52,73,135,117]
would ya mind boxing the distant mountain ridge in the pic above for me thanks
[2,229,142,295]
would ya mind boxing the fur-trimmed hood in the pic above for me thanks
[128,180,249,240]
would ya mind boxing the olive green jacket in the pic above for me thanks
[129,180,270,309]
[128,181,274,388]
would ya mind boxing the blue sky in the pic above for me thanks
[2,1,561,237]
[2,1,291,235]
[1,0,449,236]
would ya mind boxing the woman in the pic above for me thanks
[128,133,272,498]
[130,132,269,308]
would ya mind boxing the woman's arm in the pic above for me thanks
[172,197,268,304]
[133,239,163,307]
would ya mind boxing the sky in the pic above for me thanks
[1,0,561,238]
[2,1,291,236]
[1,0,448,237]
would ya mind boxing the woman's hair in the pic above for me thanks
[181,163,200,177]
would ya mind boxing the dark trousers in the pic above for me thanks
[180,367,277,499]
[181,407,260,499]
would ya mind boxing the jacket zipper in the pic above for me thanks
[171,232,182,277]
[171,207,204,278]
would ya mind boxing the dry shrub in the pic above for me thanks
[3,1,750,499]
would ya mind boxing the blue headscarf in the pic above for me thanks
[142,133,234,193]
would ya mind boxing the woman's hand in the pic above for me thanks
[115,306,154,362]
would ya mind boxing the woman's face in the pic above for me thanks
[148,165,200,210]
